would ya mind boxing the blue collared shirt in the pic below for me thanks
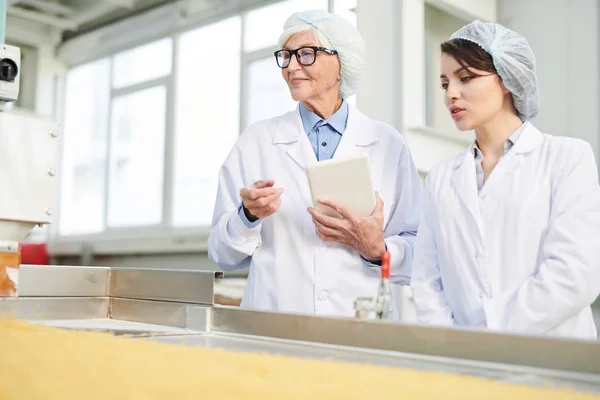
[239,102,349,227]
[299,100,349,161]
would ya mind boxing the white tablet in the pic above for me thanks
[306,154,376,218]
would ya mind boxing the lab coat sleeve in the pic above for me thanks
[379,142,422,285]
[207,145,263,271]
[410,175,456,326]
[482,142,600,334]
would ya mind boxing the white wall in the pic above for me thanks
[427,0,496,22]
[35,46,67,119]
[498,0,600,164]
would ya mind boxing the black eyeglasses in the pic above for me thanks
[274,46,338,68]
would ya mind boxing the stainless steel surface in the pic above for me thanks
[18,265,110,297]
[211,306,600,376]
[151,332,600,394]
[109,299,212,332]
[110,269,222,304]
[109,298,189,327]
[186,305,211,333]
[1,297,109,320]
[32,318,193,337]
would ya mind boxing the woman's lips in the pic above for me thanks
[450,106,466,120]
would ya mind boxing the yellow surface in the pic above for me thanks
[0,318,598,400]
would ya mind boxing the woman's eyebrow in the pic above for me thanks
[440,67,467,79]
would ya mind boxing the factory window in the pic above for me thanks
[107,86,167,227]
[243,0,328,53]
[59,38,171,235]
[172,16,242,227]
[112,38,172,89]
[59,58,111,235]
[245,57,296,129]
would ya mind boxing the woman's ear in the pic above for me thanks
[504,89,518,114]
[498,78,511,96]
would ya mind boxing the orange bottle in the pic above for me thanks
[0,244,20,297]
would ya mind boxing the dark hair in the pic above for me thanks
[440,38,497,76]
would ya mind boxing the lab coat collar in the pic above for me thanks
[453,122,543,169]
[273,104,378,169]
[272,105,305,144]
[512,122,543,154]
[334,103,379,151]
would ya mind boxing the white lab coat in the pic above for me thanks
[208,104,421,318]
[411,123,600,340]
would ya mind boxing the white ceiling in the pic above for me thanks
[7,0,160,33]
[6,0,261,42]
[5,0,282,50]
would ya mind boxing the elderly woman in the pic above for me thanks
[208,10,421,318]
[411,20,600,339]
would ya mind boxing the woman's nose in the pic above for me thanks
[287,54,302,71]
[445,82,460,100]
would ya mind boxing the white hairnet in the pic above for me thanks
[450,20,539,121]
[279,9,365,99]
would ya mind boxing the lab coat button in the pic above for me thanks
[318,290,328,300]
[479,292,484,298]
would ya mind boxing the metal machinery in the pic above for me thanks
[2,264,600,395]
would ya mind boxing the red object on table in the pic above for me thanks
[20,243,50,265]
[381,251,390,279]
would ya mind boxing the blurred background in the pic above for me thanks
[5,0,599,326]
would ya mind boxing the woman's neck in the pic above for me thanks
[474,111,523,158]
[302,92,343,120]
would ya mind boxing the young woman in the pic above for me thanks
[411,20,600,340]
